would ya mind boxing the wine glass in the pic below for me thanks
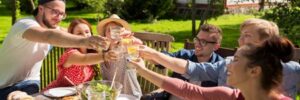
[110,26,122,41]
[126,45,139,61]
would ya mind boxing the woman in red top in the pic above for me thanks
[43,18,117,91]
[129,36,293,100]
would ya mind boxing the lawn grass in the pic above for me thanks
[0,4,256,52]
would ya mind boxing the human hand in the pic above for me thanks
[132,37,143,45]
[127,58,146,70]
[7,91,34,100]
[82,36,109,50]
[139,45,157,61]
[103,50,119,61]
[120,28,133,38]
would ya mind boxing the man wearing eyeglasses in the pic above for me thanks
[142,24,224,100]
[0,0,109,99]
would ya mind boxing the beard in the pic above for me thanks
[42,12,56,29]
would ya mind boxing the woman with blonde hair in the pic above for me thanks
[97,14,143,98]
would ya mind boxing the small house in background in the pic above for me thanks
[176,0,287,15]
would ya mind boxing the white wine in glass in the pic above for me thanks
[127,45,139,61]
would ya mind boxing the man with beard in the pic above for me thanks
[142,24,224,100]
[0,0,109,99]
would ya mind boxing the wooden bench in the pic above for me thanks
[134,32,174,94]
[40,32,175,94]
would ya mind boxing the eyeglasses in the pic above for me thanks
[193,37,217,47]
[44,6,66,19]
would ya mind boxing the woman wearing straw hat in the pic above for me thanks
[97,14,143,99]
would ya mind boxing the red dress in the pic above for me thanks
[43,49,95,91]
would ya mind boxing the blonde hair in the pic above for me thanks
[240,18,279,41]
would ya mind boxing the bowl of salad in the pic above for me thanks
[78,80,123,100]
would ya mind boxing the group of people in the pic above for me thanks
[131,18,300,100]
[0,0,299,100]
[1,0,143,99]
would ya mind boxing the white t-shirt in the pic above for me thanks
[0,17,51,88]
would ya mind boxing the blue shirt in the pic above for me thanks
[162,49,224,86]
[185,56,300,99]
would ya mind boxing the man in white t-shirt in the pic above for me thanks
[0,0,109,98]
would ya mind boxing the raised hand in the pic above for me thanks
[138,45,158,61]
[103,50,119,61]
[128,58,146,69]
[82,36,109,50]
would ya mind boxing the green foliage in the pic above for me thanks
[104,0,174,22]
[2,0,35,14]
[262,2,300,45]
[72,0,107,20]
[16,0,20,17]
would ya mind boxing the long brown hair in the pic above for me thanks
[68,18,93,34]
[68,18,96,53]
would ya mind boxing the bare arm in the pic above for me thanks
[129,59,240,100]
[128,59,164,87]
[139,45,188,74]
[63,50,118,68]
[22,27,107,49]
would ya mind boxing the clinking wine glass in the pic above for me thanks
[110,26,122,41]
[126,45,139,61]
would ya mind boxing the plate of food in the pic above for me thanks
[43,87,76,98]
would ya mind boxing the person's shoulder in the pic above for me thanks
[14,16,39,27]
[282,61,300,71]
[176,49,194,54]
[17,17,37,23]
[212,52,224,60]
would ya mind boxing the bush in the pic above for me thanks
[2,0,35,14]
[105,0,174,22]
[70,0,107,14]
[262,2,300,45]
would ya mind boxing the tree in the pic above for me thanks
[263,1,300,45]
[105,0,174,22]
[28,0,35,13]
[259,0,265,11]
[195,0,224,36]
[12,0,20,25]
[71,0,107,21]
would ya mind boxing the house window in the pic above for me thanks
[227,0,258,5]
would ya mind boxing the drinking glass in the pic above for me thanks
[110,26,122,41]
[126,45,139,61]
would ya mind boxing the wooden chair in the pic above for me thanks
[134,32,175,94]
[40,47,65,90]
[184,39,236,58]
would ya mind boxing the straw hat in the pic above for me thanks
[97,14,130,36]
